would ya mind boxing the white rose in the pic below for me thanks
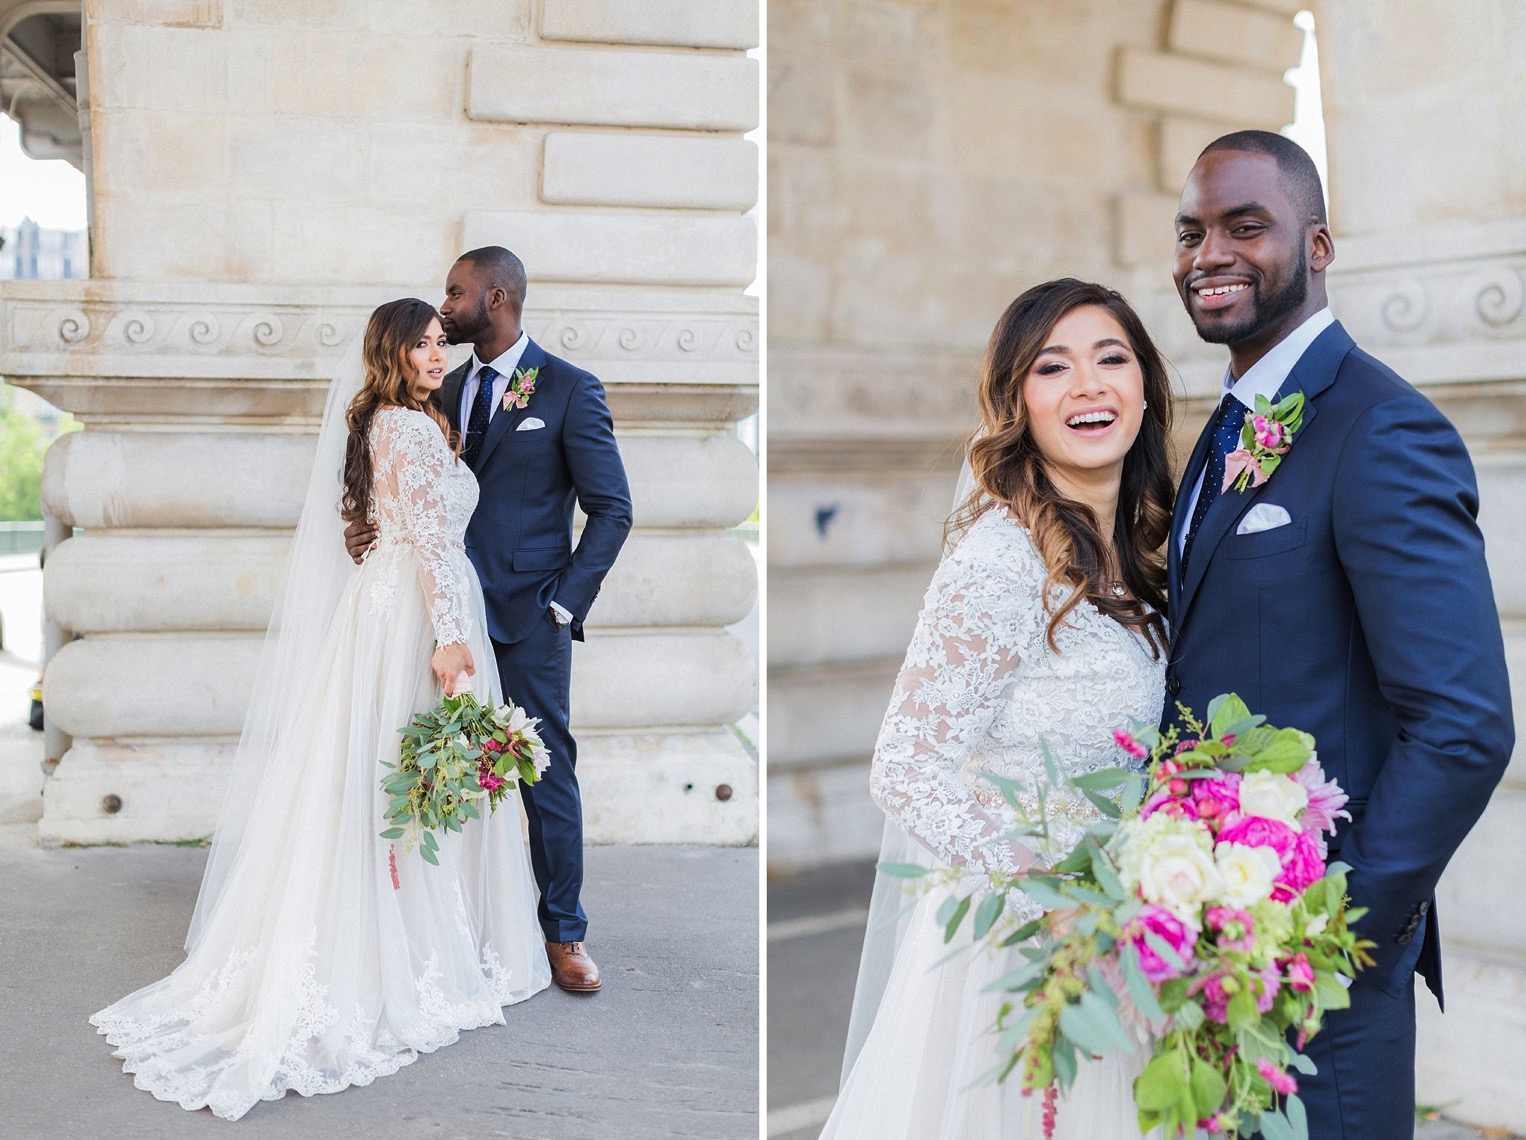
[1137,834,1222,923]
[1238,769,1308,826]
[1213,841,1281,907]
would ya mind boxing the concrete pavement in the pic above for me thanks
[0,837,757,1140]
[767,860,1514,1140]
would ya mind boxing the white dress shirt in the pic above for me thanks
[456,330,530,429]
[1177,307,1335,556]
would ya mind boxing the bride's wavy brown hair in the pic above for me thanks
[948,279,1175,656]
[341,298,460,527]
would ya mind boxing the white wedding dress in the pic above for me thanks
[823,507,1165,1139]
[91,406,551,1120]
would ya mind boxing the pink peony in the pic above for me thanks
[1140,790,1201,822]
[1257,1058,1298,1096]
[1191,971,1233,1023]
[1216,815,1297,859]
[1273,829,1326,901]
[478,772,506,791]
[1285,952,1315,993]
[1192,773,1242,831]
[1219,815,1325,901]
[1293,759,1351,838]
[1125,904,1199,983]
[1205,906,1256,954]
[1113,727,1149,760]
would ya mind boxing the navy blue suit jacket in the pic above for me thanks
[439,338,632,644]
[1165,321,1513,1004]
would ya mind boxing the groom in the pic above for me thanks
[349,246,632,992]
[1165,131,1513,1137]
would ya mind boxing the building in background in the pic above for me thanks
[0,218,88,280]
[0,1,760,849]
[768,0,1526,1129]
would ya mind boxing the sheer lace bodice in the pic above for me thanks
[366,408,479,647]
[870,508,1166,883]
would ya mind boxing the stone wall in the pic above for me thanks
[769,0,1525,1128]
[767,0,1300,867]
[0,0,760,846]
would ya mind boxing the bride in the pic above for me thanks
[90,298,551,1120]
[822,279,1175,1138]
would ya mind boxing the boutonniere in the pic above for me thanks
[1223,391,1305,493]
[502,366,539,412]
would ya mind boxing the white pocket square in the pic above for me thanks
[515,417,546,432]
[1237,503,1291,535]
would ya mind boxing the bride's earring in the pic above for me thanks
[1142,400,1150,410]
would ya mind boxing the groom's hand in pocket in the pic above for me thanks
[344,521,379,564]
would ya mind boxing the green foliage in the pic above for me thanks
[380,691,546,866]
[0,386,77,521]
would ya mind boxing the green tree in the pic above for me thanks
[0,385,75,522]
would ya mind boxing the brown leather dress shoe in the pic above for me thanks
[546,941,602,992]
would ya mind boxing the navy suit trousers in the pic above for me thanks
[494,611,585,942]
[1266,951,1419,1140]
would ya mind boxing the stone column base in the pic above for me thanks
[40,730,757,847]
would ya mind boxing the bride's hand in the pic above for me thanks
[431,643,475,695]
[1047,906,1078,939]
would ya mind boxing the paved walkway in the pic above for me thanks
[0,835,757,1139]
[767,860,1514,1140]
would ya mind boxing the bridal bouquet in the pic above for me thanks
[898,694,1373,1140]
[379,691,550,878]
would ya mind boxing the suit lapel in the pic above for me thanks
[471,338,548,473]
[440,361,470,433]
[1175,320,1355,624]
[1168,404,1220,622]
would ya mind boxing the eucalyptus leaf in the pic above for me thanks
[1070,767,1136,792]
[1051,1036,1077,1089]
[943,895,972,944]
[998,918,1043,947]
[1119,943,1166,1024]
[879,862,932,879]
[1080,788,1122,819]
[419,845,439,866]
[1259,1109,1294,1140]
[1286,1093,1309,1140]
[972,892,1004,940]
[379,827,404,840]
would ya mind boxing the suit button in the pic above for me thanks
[1396,934,1411,945]
[1419,900,1430,915]
[1166,675,1181,696]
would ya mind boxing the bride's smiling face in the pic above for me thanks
[407,318,449,396]
[1020,305,1146,491]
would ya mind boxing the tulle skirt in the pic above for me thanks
[90,545,552,1120]
[822,881,1147,1140]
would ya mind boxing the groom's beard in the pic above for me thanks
[443,298,491,346]
[1185,247,1308,346]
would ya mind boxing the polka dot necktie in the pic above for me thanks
[1181,393,1243,578]
[461,365,498,466]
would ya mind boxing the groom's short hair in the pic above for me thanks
[1198,130,1327,227]
[459,246,528,315]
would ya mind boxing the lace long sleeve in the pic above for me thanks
[370,410,469,647]
[869,516,1048,881]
